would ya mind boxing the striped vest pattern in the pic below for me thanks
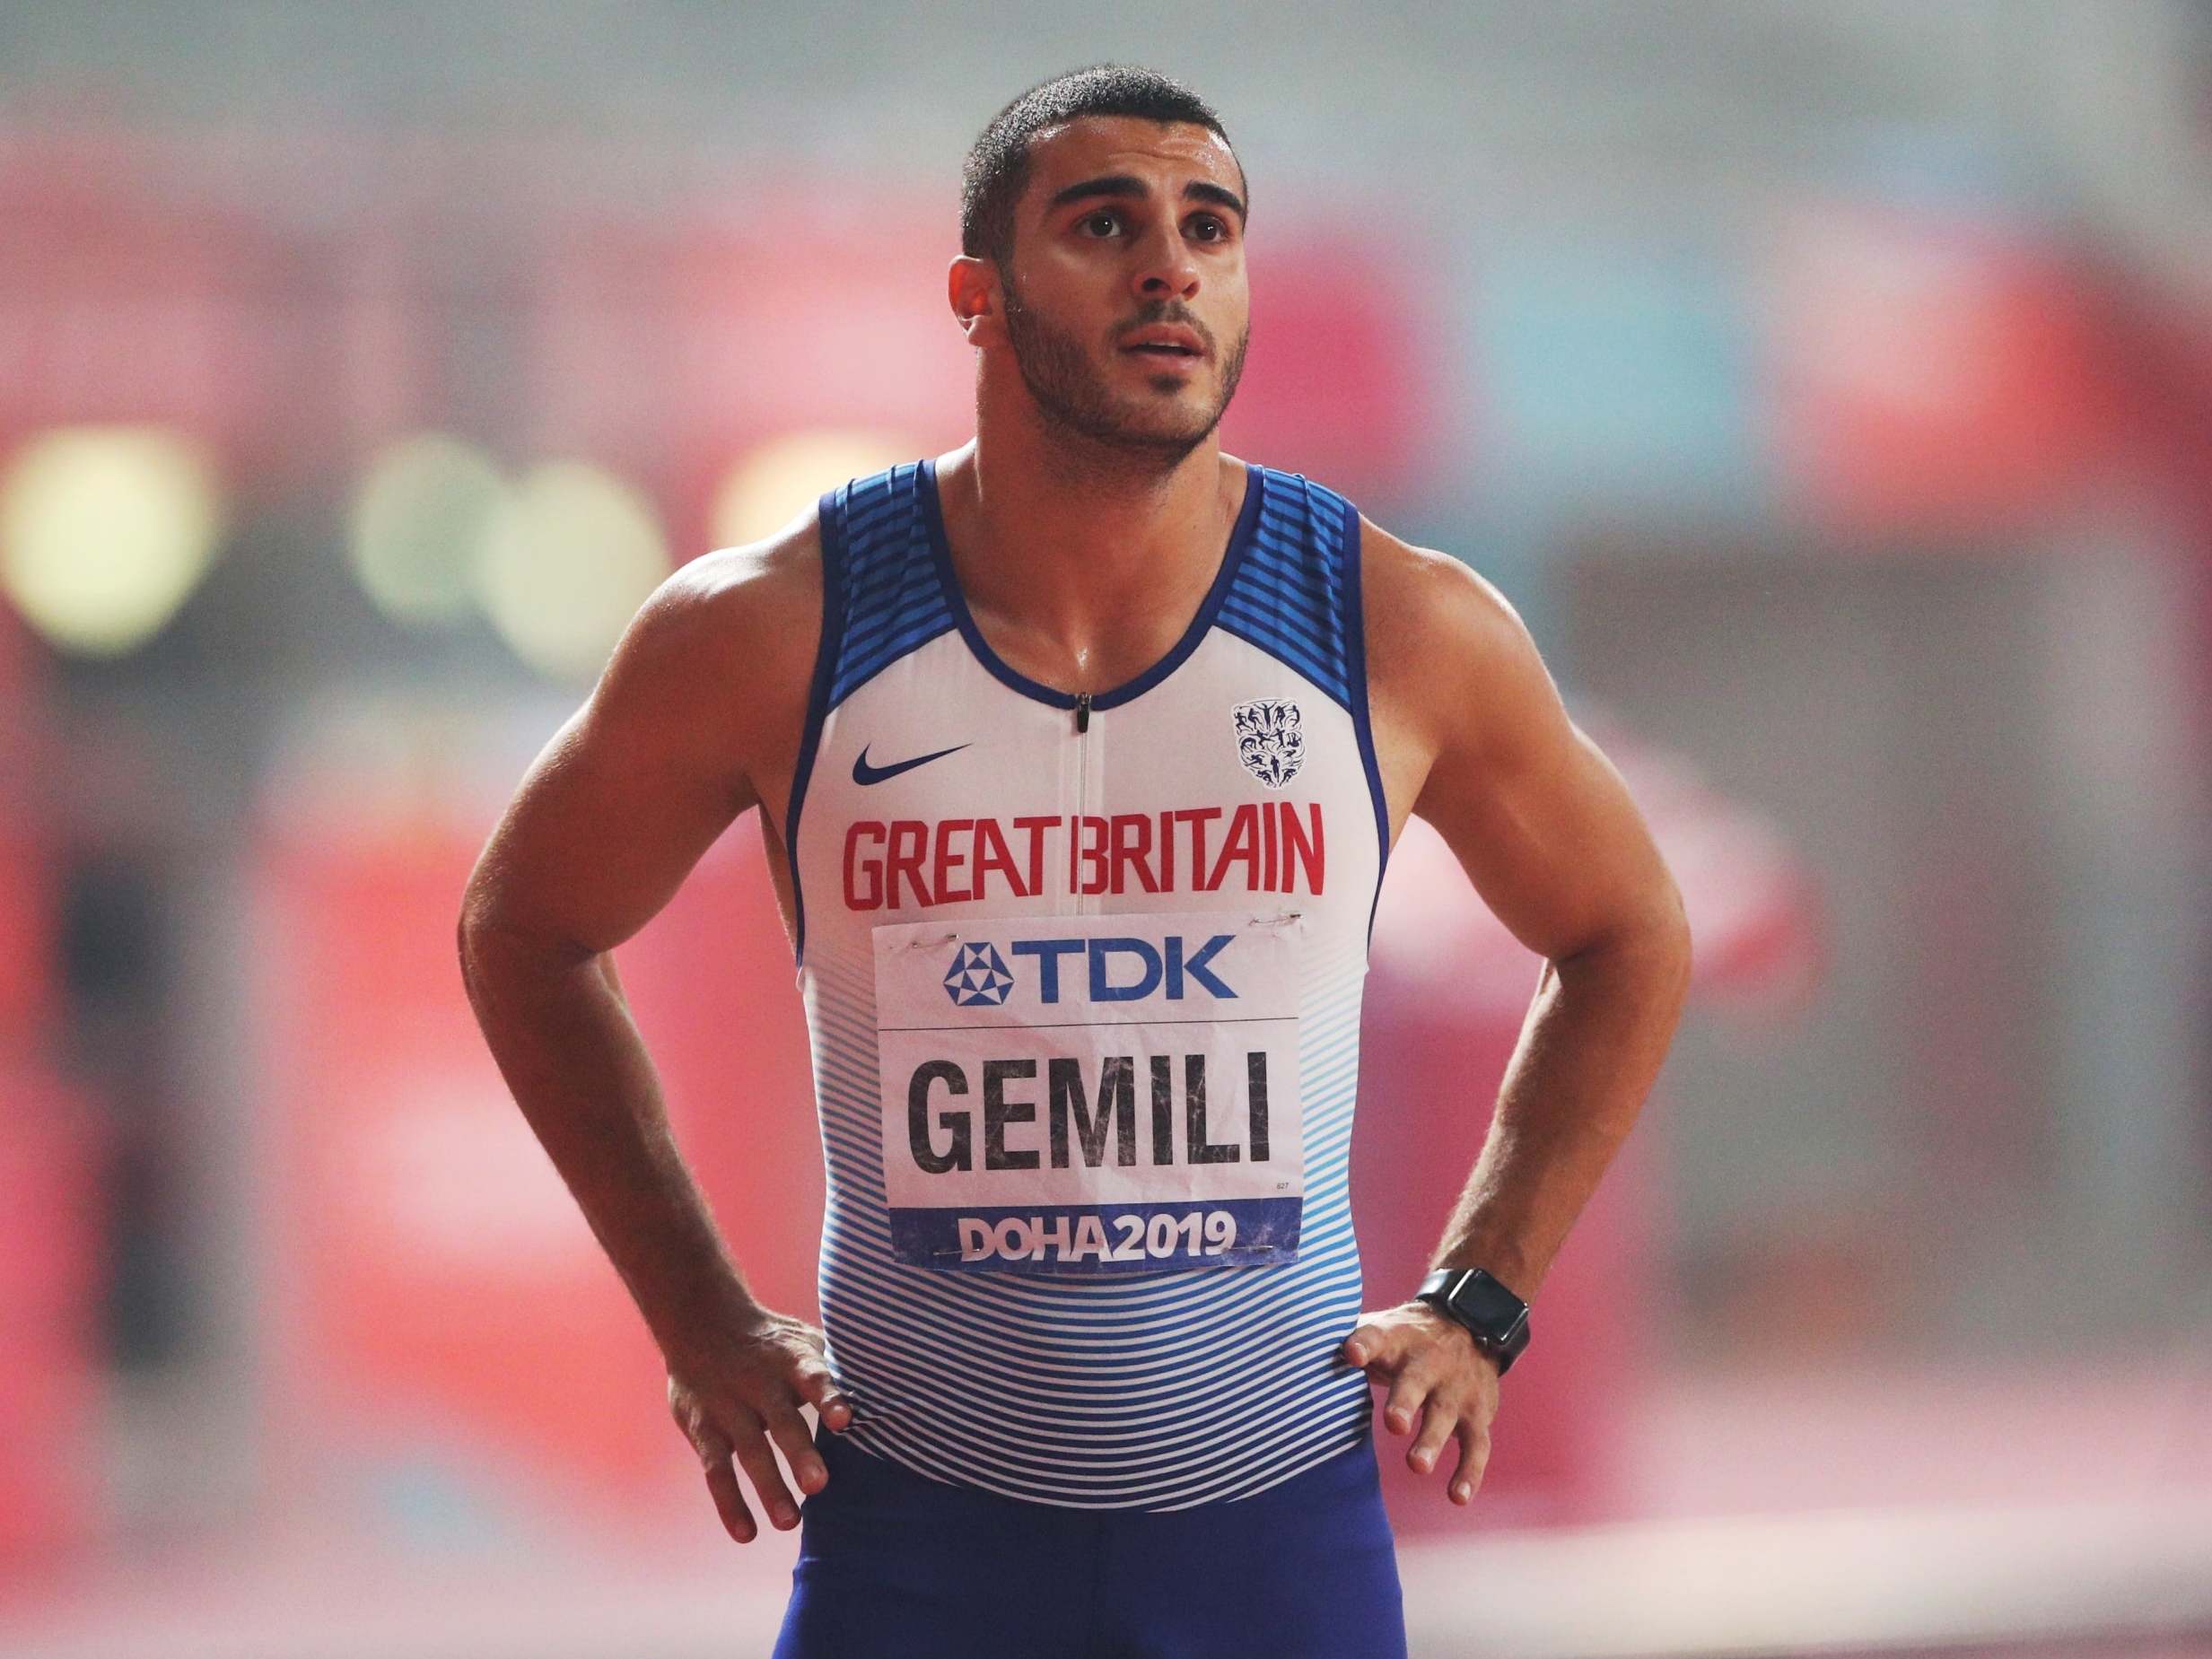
[782,457,1390,1510]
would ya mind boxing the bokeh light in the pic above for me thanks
[0,426,223,657]
[710,429,923,547]
[473,461,671,683]
[347,433,510,625]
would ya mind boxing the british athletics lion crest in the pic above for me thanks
[1231,698,1305,789]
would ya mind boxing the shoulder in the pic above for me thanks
[605,510,823,694]
[577,507,826,791]
[1354,511,1562,767]
[643,509,821,648]
[1238,465,1520,664]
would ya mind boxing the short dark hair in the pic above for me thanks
[960,65,1240,266]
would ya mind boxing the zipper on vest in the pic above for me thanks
[1071,690,1092,915]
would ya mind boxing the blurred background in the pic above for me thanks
[2,2,2210,1655]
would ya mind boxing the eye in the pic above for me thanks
[1188,214,1230,242]
[1078,209,1123,238]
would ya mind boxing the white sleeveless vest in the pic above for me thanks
[783,456,1390,1510]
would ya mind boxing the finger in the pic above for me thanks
[1449,1418,1491,1505]
[1406,1394,1460,1476]
[1381,1371,1434,1438]
[670,1390,758,1545]
[1339,1322,1390,1369]
[732,1423,802,1531]
[764,1402,828,1497]
[793,1358,855,1433]
[703,1453,757,1543]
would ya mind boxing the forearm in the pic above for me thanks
[1429,916,1691,1301]
[459,921,760,1360]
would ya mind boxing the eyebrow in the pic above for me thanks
[1043,173,1248,225]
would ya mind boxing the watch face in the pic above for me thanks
[1451,1271,1527,1333]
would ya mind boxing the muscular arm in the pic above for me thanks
[1342,522,1691,1503]
[460,527,852,1542]
[1366,523,1693,1304]
[458,553,787,1353]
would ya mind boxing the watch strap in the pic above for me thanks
[1415,1266,1531,1376]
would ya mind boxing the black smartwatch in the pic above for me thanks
[1415,1267,1531,1376]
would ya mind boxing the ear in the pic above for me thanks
[948,255,1002,348]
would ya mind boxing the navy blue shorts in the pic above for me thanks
[772,1419,1408,1658]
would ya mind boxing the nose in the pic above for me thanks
[1130,219,1201,303]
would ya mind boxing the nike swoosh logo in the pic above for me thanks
[852,741,972,786]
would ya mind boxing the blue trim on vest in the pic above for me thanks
[783,487,850,969]
[1212,468,1358,715]
[828,463,957,710]
[918,456,1263,712]
[1340,493,1393,948]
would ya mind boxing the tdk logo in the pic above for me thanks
[942,942,1015,1007]
[940,934,1238,1007]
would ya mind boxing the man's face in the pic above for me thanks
[992,115,1250,459]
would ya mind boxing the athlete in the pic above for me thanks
[459,65,1691,1659]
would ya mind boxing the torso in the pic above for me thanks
[724,451,1418,1509]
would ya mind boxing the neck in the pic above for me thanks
[935,390,1244,668]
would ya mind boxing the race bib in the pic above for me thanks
[871,908,1307,1278]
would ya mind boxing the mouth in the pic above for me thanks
[1119,325,1207,362]
[1123,347,1202,376]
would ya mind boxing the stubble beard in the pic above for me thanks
[999,276,1249,477]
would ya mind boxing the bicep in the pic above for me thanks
[1410,573,1678,964]
[464,573,762,963]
